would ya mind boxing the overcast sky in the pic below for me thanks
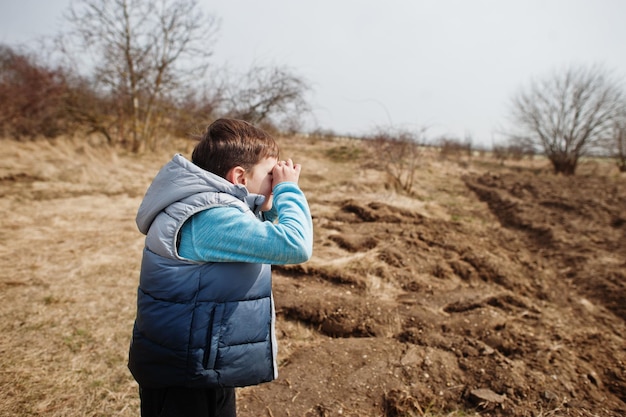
[1,0,625,146]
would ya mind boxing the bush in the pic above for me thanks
[0,45,70,139]
[438,136,472,159]
[367,126,425,194]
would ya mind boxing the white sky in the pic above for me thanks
[1,0,626,146]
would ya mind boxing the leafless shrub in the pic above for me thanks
[492,142,535,164]
[0,45,70,139]
[308,128,338,142]
[164,85,222,139]
[367,126,426,195]
[438,136,472,160]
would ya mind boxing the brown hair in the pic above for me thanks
[192,118,279,178]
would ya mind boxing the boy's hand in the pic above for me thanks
[272,158,301,188]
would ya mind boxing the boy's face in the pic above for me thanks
[245,157,278,211]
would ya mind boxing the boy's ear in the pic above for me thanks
[225,166,247,185]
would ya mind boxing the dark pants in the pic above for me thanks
[139,386,236,417]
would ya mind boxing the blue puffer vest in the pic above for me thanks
[128,154,277,389]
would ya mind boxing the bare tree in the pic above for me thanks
[221,65,311,133]
[63,0,219,151]
[508,65,625,175]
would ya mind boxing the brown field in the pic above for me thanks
[1,136,625,417]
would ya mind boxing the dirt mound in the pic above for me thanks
[240,169,626,416]
[466,172,626,322]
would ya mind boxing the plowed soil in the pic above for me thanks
[0,137,624,417]
[239,141,626,417]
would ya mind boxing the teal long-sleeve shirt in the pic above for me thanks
[178,182,313,264]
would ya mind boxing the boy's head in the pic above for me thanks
[192,118,279,179]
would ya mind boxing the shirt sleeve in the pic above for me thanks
[178,182,313,264]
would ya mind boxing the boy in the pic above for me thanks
[128,118,313,417]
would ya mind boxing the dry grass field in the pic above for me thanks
[1,135,625,416]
